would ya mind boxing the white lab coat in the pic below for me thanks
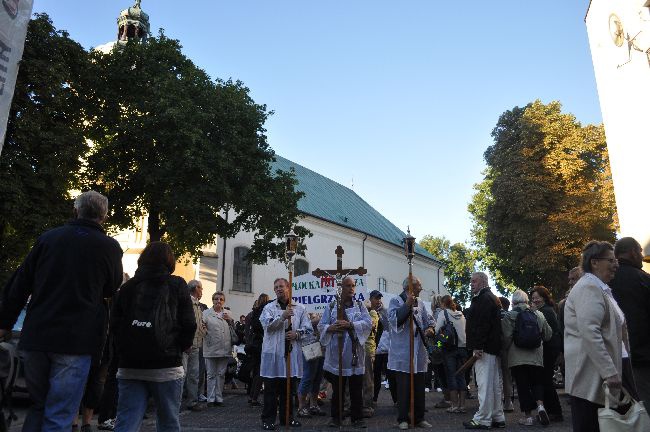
[260,299,311,378]
[319,300,372,376]
[387,293,433,373]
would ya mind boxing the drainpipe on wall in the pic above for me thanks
[219,211,229,292]
[437,265,442,294]
[362,234,368,267]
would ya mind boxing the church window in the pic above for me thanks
[378,277,387,292]
[294,259,309,277]
[232,247,252,293]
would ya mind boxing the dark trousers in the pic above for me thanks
[542,348,562,415]
[511,365,544,413]
[632,365,650,412]
[570,395,602,432]
[325,371,363,422]
[395,371,425,424]
[622,357,639,400]
[97,354,118,422]
[373,353,387,401]
[248,351,263,402]
[261,377,295,425]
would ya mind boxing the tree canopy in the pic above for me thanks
[419,235,476,307]
[83,32,307,262]
[0,14,90,286]
[468,100,617,298]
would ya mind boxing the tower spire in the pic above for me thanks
[117,0,150,43]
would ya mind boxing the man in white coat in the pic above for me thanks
[260,278,312,430]
[318,276,372,428]
[388,276,434,430]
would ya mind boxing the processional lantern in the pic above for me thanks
[284,229,298,262]
[404,228,416,263]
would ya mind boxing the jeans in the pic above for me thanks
[182,347,201,406]
[298,355,324,396]
[442,348,467,391]
[114,378,183,432]
[21,350,92,432]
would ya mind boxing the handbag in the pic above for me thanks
[598,382,650,432]
[301,341,324,361]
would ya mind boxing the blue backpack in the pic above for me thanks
[513,309,542,349]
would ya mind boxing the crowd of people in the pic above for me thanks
[0,191,649,432]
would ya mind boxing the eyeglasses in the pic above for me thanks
[592,258,618,264]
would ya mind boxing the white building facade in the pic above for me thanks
[585,0,650,264]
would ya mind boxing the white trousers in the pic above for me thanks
[472,353,505,426]
[205,357,230,403]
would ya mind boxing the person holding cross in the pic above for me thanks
[319,276,373,428]
[259,278,312,430]
[388,276,435,430]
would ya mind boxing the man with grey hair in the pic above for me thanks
[183,280,207,411]
[388,275,435,429]
[0,190,123,431]
[463,272,505,429]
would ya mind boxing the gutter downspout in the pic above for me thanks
[220,211,229,292]
[362,234,368,267]
[437,265,442,294]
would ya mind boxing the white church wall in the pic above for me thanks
[215,215,446,318]
[586,1,650,265]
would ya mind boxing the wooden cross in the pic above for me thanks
[312,246,367,427]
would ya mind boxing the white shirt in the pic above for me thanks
[388,293,433,373]
[585,272,628,358]
[260,299,311,378]
[318,300,372,376]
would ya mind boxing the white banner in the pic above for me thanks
[291,273,369,314]
[0,0,33,152]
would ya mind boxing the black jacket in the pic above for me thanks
[111,265,196,369]
[0,219,123,355]
[538,304,562,352]
[465,287,502,355]
[610,259,650,366]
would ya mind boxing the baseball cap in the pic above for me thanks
[369,290,383,299]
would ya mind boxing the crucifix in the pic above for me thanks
[312,246,367,427]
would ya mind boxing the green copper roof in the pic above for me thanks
[271,155,441,264]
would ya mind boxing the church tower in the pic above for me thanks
[95,1,150,53]
[117,0,150,43]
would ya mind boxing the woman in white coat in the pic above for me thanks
[202,291,236,406]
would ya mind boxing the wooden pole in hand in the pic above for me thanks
[337,289,344,428]
[286,264,293,428]
[408,272,415,428]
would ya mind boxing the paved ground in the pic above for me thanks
[9,384,574,431]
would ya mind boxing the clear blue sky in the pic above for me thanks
[34,0,601,247]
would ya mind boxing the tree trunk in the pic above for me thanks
[148,211,163,242]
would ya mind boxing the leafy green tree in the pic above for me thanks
[84,32,307,262]
[468,100,617,299]
[420,235,476,306]
[0,14,90,286]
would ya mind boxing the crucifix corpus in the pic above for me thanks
[312,246,367,427]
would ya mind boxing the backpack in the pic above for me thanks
[513,309,542,349]
[0,341,18,432]
[434,309,459,351]
[119,279,180,360]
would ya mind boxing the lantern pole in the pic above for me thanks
[284,230,298,428]
[404,228,416,429]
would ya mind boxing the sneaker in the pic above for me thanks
[309,406,325,416]
[261,423,276,431]
[537,406,549,426]
[416,420,433,428]
[297,408,311,418]
[280,420,301,428]
[97,419,115,431]
[398,422,409,430]
[518,417,534,426]
[352,419,367,429]
[462,420,490,429]
[503,400,514,412]
[491,420,506,428]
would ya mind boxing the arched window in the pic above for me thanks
[294,259,309,277]
[232,247,252,293]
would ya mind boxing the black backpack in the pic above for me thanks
[513,309,542,349]
[434,309,459,351]
[119,278,179,360]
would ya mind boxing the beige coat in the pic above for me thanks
[502,305,552,368]
[202,308,234,358]
[564,274,624,405]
